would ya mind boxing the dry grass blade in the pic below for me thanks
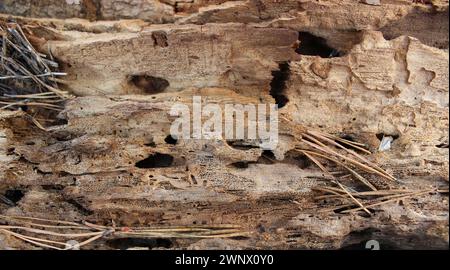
[301,150,332,176]
[309,130,396,181]
[307,130,393,177]
[313,188,414,200]
[0,194,15,206]
[300,138,394,181]
[341,189,435,213]
[73,232,107,250]
[300,150,378,191]
[0,214,247,249]
[1,229,64,250]
[0,225,107,238]
[309,130,369,151]
[1,20,73,129]
[335,181,372,215]
[0,214,85,226]
[2,228,68,246]
[313,184,442,215]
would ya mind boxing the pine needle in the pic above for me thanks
[0,214,247,250]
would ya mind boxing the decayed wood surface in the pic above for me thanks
[0,0,449,250]
[45,23,298,96]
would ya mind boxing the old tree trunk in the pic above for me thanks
[0,0,448,250]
